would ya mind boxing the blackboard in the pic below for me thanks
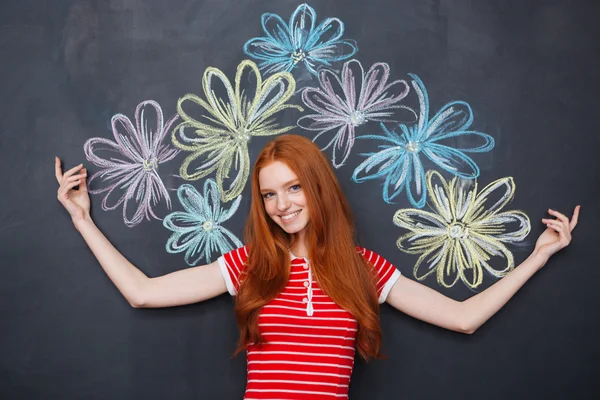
[2,0,599,398]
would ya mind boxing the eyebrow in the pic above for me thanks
[260,179,300,193]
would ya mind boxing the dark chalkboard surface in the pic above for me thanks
[2,0,599,398]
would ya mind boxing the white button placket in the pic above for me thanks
[305,262,314,317]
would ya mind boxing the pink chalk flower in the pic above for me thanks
[84,100,179,227]
[297,59,411,168]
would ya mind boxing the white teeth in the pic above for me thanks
[281,210,301,220]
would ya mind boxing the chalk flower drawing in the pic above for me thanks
[352,74,495,208]
[164,180,242,265]
[84,100,179,227]
[394,170,530,289]
[172,59,301,202]
[243,3,357,75]
[297,59,411,167]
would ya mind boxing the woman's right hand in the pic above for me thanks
[55,157,91,223]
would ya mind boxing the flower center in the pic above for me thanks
[142,157,158,171]
[405,141,420,153]
[348,111,366,127]
[234,128,251,143]
[202,221,213,231]
[448,223,469,239]
[291,49,307,64]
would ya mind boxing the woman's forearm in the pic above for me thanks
[74,216,149,307]
[460,251,548,333]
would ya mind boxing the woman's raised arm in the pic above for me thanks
[55,157,228,308]
[385,206,580,334]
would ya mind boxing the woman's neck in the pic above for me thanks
[290,232,309,258]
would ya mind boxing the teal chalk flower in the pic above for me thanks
[243,3,357,75]
[164,180,243,265]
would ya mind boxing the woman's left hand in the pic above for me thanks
[534,205,580,261]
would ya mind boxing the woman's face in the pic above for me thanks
[258,161,310,238]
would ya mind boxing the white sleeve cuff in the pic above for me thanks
[378,269,401,304]
[217,256,237,296]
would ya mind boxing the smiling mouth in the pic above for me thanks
[280,210,301,221]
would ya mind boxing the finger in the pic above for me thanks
[63,163,84,180]
[79,168,88,193]
[548,209,569,225]
[55,157,63,184]
[569,205,580,231]
[545,221,569,240]
[64,173,87,184]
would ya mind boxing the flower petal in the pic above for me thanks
[203,179,221,222]
[396,232,447,255]
[435,240,462,288]
[352,146,404,183]
[467,233,515,277]
[424,100,473,140]
[289,3,317,50]
[175,184,207,217]
[422,143,480,178]
[340,59,364,111]
[164,211,204,233]
[134,100,164,159]
[218,194,242,223]
[218,227,244,252]
[403,153,427,208]
[393,207,448,231]
[202,67,238,131]
[176,94,233,142]
[84,137,136,169]
[308,40,357,65]
[297,113,345,131]
[302,69,351,116]
[471,210,531,243]
[424,170,451,222]
[185,234,211,266]
[245,64,298,131]
[360,62,410,115]
[243,37,295,73]
[464,177,516,223]
[121,173,153,227]
[110,113,144,162]
[216,144,250,202]
[88,166,140,208]
[329,124,355,168]
[430,130,495,153]
[412,240,450,282]
[408,74,430,137]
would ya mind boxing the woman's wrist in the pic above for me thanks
[528,249,550,271]
[73,214,94,231]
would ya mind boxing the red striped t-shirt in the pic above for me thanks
[217,246,401,400]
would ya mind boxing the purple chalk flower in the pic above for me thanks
[84,100,179,227]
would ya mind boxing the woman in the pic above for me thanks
[55,134,580,399]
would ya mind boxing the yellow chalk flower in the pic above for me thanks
[172,60,302,202]
[394,170,530,289]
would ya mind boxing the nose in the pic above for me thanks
[276,193,291,211]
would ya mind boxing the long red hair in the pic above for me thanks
[234,134,382,360]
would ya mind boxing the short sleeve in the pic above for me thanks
[217,246,249,296]
[358,247,401,304]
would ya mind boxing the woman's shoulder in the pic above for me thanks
[220,245,250,265]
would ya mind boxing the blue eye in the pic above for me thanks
[262,192,274,199]
[290,184,301,191]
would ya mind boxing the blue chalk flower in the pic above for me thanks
[164,180,243,265]
[352,74,495,208]
[243,3,357,75]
